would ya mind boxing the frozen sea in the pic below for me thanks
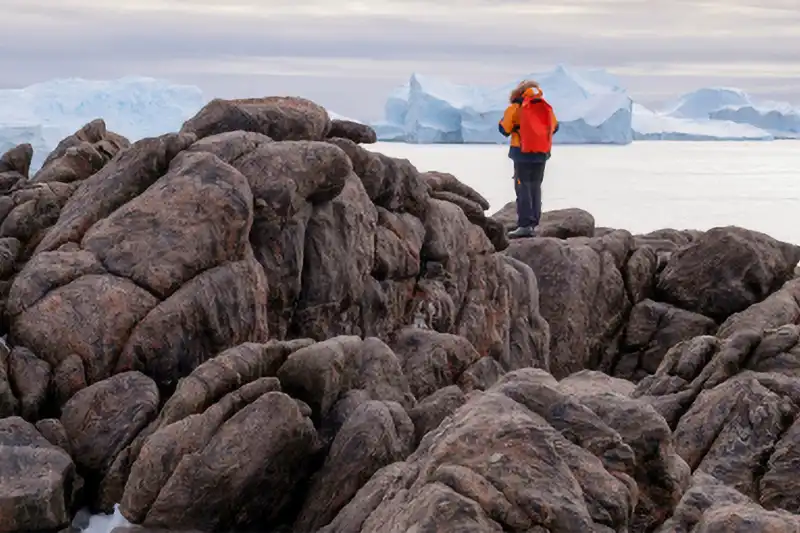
[369,140,800,245]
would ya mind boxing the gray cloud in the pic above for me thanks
[0,0,797,119]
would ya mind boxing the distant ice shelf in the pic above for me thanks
[632,103,774,141]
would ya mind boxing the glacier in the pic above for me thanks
[372,65,635,145]
[0,76,206,172]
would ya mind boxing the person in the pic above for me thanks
[498,80,559,238]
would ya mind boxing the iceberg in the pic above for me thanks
[372,65,634,145]
[0,76,206,172]
[662,87,800,139]
[632,103,774,141]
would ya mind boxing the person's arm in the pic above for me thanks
[498,104,519,136]
[551,107,560,134]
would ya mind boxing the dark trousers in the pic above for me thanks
[514,161,546,228]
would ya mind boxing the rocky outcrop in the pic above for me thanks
[2,92,800,533]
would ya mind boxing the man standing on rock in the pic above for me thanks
[498,80,559,239]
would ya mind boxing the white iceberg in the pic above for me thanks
[0,76,206,172]
[372,65,634,145]
[632,103,774,141]
[662,87,800,139]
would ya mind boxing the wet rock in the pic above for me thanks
[657,226,800,321]
[0,417,77,532]
[327,119,377,144]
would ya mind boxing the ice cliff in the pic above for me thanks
[373,65,635,145]
[0,76,206,172]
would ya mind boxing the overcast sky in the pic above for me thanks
[1,0,798,120]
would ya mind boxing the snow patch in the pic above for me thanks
[77,505,131,533]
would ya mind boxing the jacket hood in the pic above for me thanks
[523,86,544,99]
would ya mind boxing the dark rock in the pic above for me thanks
[657,226,800,321]
[327,120,377,144]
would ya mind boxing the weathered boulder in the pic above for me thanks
[655,472,800,532]
[120,390,318,531]
[505,230,632,378]
[0,417,78,533]
[0,179,79,260]
[277,336,415,425]
[657,226,800,322]
[8,134,270,391]
[180,96,330,142]
[407,385,466,444]
[32,119,130,184]
[0,143,32,192]
[60,372,159,508]
[293,400,414,532]
[615,299,717,381]
[98,340,310,512]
